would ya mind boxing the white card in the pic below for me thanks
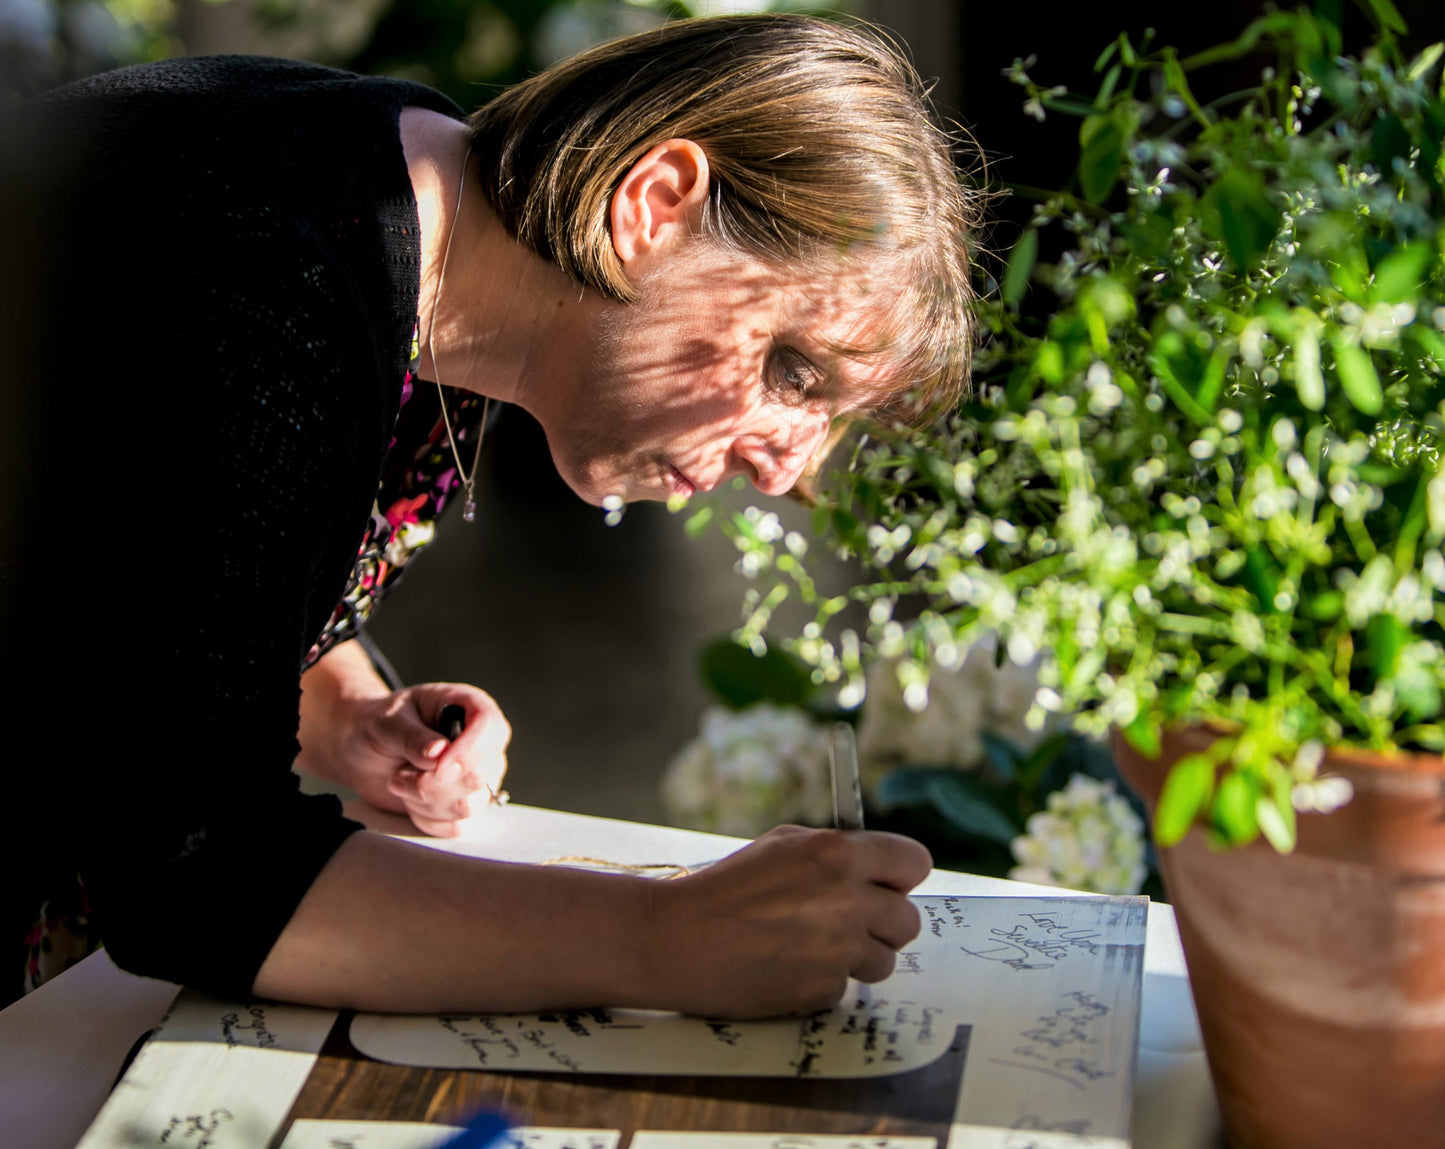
[73,989,336,1149]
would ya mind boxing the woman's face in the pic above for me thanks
[541,244,898,506]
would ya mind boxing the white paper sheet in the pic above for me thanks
[903,896,1145,1149]
[73,989,336,1149]
[352,995,950,1078]
[351,896,1145,1145]
[278,1120,621,1149]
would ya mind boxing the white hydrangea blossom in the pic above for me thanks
[856,634,1049,795]
[661,704,832,837]
[1008,774,1148,895]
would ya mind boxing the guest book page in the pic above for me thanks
[351,895,1147,1148]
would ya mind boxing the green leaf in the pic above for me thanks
[979,732,1024,782]
[1094,63,1123,109]
[1093,39,1119,72]
[1148,352,1213,424]
[1212,770,1261,846]
[1242,547,1280,612]
[1306,590,1344,620]
[1256,794,1296,853]
[1367,612,1405,679]
[1002,229,1039,309]
[1016,731,1076,790]
[1179,11,1299,69]
[1372,113,1412,174]
[683,506,714,538]
[831,507,862,546]
[698,637,813,710]
[1361,0,1408,34]
[1078,113,1128,204]
[1161,50,1205,122]
[924,773,1022,846]
[1406,42,1444,84]
[1409,324,1445,370]
[1370,242,1434,304]
[875,766,950,811]
[1294,327,1326,410]
[1120,714,1161,759]
[1038,736,1123,799]
[1332,339,1385,415]
[1328,240,1371,300]
[1205,168,1281,271]
[1154,753,1214,846]
[1034,340,1066,385]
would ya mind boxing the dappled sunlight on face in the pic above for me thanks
[542,243,906,506]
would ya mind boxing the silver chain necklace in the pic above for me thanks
[429,150,489,523]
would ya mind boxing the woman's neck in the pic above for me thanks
[400,107,604,413]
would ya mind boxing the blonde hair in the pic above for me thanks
[468,14,979,422]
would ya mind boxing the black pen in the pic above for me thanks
[438,703,466,742]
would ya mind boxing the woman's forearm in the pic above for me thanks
[253,825,931,1018]
[252,831,657,1013]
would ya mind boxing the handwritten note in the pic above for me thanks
[350,895,1145,1149]
[278,1121,621,1149]
[352,993,952,1078]
[899,896,1145,1149]
[73,989,336,1149]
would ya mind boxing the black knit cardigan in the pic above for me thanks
[3,56,464,996]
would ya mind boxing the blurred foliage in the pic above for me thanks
[698,633,816,711]
[2,0,848,107]
[715,0,1445,853]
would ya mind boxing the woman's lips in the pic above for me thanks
[666,463,697,498]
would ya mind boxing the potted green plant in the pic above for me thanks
[700,3,1445,1144]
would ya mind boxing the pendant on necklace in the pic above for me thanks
[463,495,477,523]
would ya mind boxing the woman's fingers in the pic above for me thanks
[642,826,932,1018]
[852,829,934,893]
[852,936,901,985]
[862,881,923,953]
[354,683,511,835]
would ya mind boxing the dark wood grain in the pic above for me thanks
[282,1013,970,1144]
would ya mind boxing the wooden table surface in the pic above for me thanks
[285,1012,971,1143]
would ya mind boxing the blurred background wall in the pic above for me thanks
[6,0,1441,823]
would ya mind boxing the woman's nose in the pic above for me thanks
[730,411,831,497]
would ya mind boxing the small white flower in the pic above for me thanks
[1008,774,1147,895]
[661,704,832,837]
[858,635,1055,794]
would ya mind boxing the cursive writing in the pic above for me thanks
[219,1007,277,1048]
[158,1109,232,1148]
[996,990,1116,1090]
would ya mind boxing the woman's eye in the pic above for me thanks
[771,349,819,400]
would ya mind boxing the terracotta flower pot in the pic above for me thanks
[1113,727,1445,1149]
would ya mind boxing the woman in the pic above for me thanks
[1,15,975,1015]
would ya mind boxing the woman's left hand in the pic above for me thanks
[297,641,510,836]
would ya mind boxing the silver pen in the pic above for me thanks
[829,721,865,831]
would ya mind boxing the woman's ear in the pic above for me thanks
[610,139,710,266]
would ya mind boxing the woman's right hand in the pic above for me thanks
[642,825,932,1019]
